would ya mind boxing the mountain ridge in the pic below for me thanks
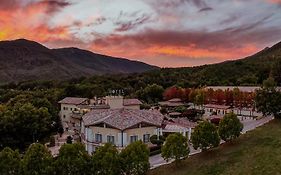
[0,39,158,83]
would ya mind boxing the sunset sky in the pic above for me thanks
[0,0,281,67]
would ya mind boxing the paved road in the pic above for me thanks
[149,116,274,169]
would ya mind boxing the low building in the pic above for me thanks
[59,96,196,154]
[59,96,143,131]
[123,98,143,110]
[204,104,232,116]
[159,98,185,107]
[233,107,263,118]
[162,117,197,140]
[81,108,164,154]
[203,104,263,118]
[58,97,89,130]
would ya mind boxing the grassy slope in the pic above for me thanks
[149,120,281,175]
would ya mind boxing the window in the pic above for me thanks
[130,135,138,143]
[107,135,115,144]
[63,115,66,119]
[70,108,73,111]
[95,134,102,143]
[143,134,150,143]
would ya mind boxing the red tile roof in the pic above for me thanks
[58,97,88,105]
[123,99,142,106]
[168,98,182,103]
[159,101,185,107]
[204,104,231,110]
[83,108,163,130]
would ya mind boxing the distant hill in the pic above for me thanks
[139,40,281,87]
[0,39,157,83]
[1,39,281,86]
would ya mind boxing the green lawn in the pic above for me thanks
[149,120,281,175]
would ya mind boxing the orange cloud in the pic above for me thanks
[92,43,259,64]
[0,1,71,42]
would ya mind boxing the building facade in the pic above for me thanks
[80,108,163,154]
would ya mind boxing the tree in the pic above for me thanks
[137,84,164,103]
[163,86,179,100]
[255,77,281,118]
[174,106,187,113]
[22,143,53,175]
[0,147,21,175]
[66,136,73,144]
[55,143,90,175]
[161,133,190,164]
[91,143,120,175]
[195,89,205,109]
[191,121,220,151]
[0,102,51,150]
[188,89,198,106]
[120,141,150,175]
[150,135,165,146]
[272,59,281,85]
[218,113,243,142]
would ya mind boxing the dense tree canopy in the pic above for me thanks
[191,121,220,151]
[22,143,53,175]
[0,147,21,175]
[218,113,243,142]
[255,77,281,118]
[92,143,121,175]
[120,141,150,175]
[136,84,164,103]
[0,102,52,150]
[161,133,190,164]
[55,143,91,175]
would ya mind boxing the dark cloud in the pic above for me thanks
[36,0,72,14]
[198,7,213,12]
[0,0,71,13]
[146,0,207,8]
[95,17,107,25]
[114,13,153,32]
[94,21,281,52]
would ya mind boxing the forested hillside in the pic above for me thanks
[0,40,281,150]
[0,39,157,83]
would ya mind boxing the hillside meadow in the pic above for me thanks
[149,120,281,175]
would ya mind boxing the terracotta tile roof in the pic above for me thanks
[163,123,187,131]
[77,104,110,110]
[168,98,182,103]
[162,118,197,131]
[166,118,197,128]
[58,97,88,105]
[159,101,185,107]
[123,99,142,106]
[82,108,164,130]
[204,104,231,110]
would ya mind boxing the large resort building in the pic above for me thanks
[59,95,195,154]
[81,108,163,153]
